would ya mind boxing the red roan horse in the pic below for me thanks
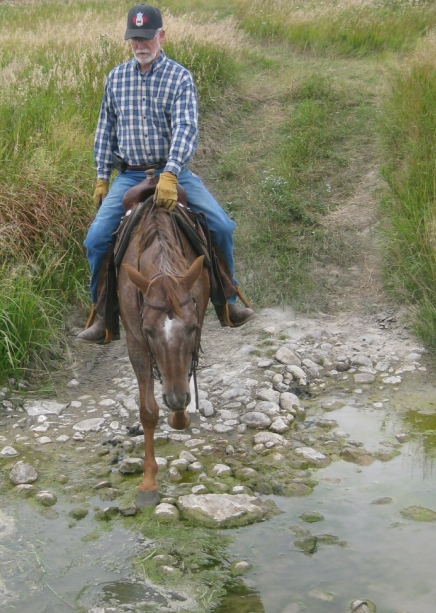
[118,203,209,507]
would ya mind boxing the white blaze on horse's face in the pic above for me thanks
[163,315,182,346]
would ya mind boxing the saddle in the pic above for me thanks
[101,173,242,341]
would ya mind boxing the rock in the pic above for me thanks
[286,365,307,381]
[371,497,393,505]
[234,467,259,480]
[170,459,190,471]
[118,458,143,474]
[23,400,66,416]
[73,418,105,432]
[270,417,289,433]
[36,436,52,445]
[169,467,183,482]
[0,446,18,457]
[353,373,375,384]
[280,392,302,411]
[253,431,285,446]
[293,535,317,554]
[35,491,57,507]
[351,355,373,368]
[395,433,409,443]
[187,461,203,472]
[211,464,232,477]
[199,399,215,416]
[275,347,301,366]
[155,457,168,470]
[300,511,324,522]
[9,461,38,485]
[350,600,377,613]
[400,505,436,522]
[154,503,180,521]
[294,447,330,467]
[192,485,208,495]
[258,359,274,368]
[255,401,280,416]
[177,493,277,527]
[241,412,272,429]
[321,399,344,411]
[69,507,89,520]
[231,560,253,575]
[256,388,280,404]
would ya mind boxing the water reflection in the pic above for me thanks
[214,582,265,613]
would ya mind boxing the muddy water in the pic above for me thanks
[220,383,436,613]
[2,311,436,613]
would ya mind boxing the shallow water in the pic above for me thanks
[2,373,436,612]
[221,382,436,613]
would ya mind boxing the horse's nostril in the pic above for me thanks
[162,394,169,408]
[186,393,191,406]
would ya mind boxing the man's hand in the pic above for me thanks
[154,171,178,210]
[93,179,109,208]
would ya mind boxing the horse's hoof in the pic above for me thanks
[168,411,190,430]
[136,489,160,507]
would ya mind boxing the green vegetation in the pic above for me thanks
[235,0,436,57]
[380,50,436,345]
[1,0,436,378]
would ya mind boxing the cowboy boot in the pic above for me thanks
[214,303,256,328]
[77,248,120,344]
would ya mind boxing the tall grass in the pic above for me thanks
[380,39,436,346]
[235,0,436,56]
[0,1,239,382]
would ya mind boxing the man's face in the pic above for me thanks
[130,29,165,69]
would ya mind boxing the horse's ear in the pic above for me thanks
[123,264,151,295]
[181,256,204,290]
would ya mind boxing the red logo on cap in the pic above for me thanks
[133,12,148,26]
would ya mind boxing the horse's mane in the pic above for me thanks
[134,206,191,317]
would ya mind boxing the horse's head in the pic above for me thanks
[124,255,205,412]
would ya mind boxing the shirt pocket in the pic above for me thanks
[150,97,170,132]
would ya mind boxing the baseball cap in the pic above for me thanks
[124,4,163,40]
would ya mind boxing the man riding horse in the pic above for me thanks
[77,3,255,344]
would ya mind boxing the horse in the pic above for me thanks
[117,201,210,507]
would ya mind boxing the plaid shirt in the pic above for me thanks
[94,51,198,180]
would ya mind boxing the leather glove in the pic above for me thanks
[93,179,109,208]
[154,171,178,210]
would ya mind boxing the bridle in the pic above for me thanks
[137,272,202,413]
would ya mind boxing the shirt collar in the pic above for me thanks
[133,50,166,74]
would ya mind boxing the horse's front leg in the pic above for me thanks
[127,336,160,507]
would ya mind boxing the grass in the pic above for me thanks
[235,0,436,57]
[1,0,436,374]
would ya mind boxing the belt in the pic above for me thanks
[125,163,160,171]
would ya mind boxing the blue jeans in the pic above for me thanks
[84,167,236,303]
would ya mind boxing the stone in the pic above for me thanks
[9,461,38,485]
[177,493,277,527]
[255,401,280,417]
[280,392,302,411]
[231,560,253,575]
[156,457,168,470]
[353,373,375,384]
[286,365,307,381]
[23,400,66,416]
[155,503,180,521]
[253,431,285,446]
[241,412,271,429]
[300,511,324,523]
[69,507,89,520]
[36,437,52,445]
[118,458,143,474]
[400,505,436,522]
[349,600,377,613]
[73,418,105,432]
[371,497,393,505]
[294,447,330,467]
[270,418,289,433]
[187,461,203,472]
[351,355,373,368]
[199,400,215,417]
[0,446,18,457]
[211,464,232,477]
[35,491,57,506]
[256,388,280,404]
[321,399,344,411]
[395,433,409,443]
[170,459,190,471]
[275,347,301,366]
